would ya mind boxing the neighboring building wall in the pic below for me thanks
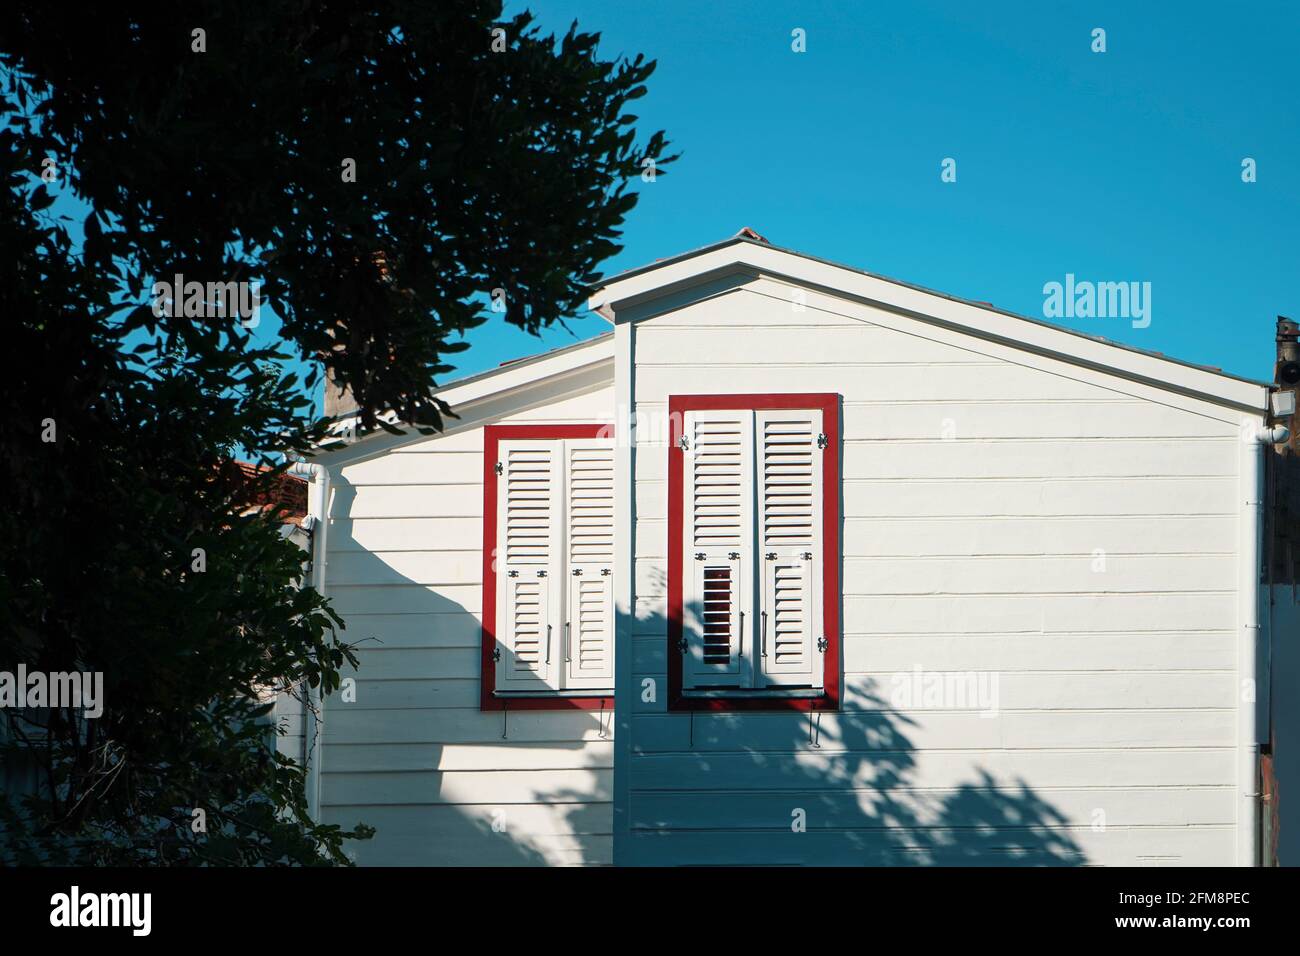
[1270,584,1300,865]
[1264,326,1298,866]
[622,275,1245,866]
[317,381,616,865]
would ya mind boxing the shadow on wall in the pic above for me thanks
[313,476,612,867]
[620,598,1087,867]
[319,472,1082,867]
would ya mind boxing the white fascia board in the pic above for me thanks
[589,240,1269,414]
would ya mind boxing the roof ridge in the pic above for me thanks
[589,236,1270,392]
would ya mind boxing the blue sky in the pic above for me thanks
[451,0,1299,386]
[31,2,1298,402]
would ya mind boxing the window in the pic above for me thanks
[481,425,615,710]
[667,394,840,711]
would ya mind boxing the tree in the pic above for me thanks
[0,1,672,864]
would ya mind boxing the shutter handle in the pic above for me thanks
[738,610,744,658]
[565,621,571,663]
[546,624,552,665]
[761,611,768,658]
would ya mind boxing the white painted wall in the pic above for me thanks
[621,274,1250,866]
[315,373,616,866]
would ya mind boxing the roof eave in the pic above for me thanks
[588,239,1270,414]
[311,332,615,458]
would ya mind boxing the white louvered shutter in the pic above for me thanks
[756,409,823,688]
[682,410,754,689]
[564,438,615,689]
[496,440,562,692]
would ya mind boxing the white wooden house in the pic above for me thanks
[298,232,1292,866]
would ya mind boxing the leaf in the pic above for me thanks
[29,185,55,211]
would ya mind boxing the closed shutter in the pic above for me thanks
[682,410,754,689]
[496,440,562,691]
[756,409,823,688]
[564,439,615,689]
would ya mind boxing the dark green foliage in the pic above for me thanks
[0,1,670,864]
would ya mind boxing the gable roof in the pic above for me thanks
[316,331,614,458]
[425,330,613,400]
[588,235,1270,414]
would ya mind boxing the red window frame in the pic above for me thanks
[666,393,841,712]
[480,423,615,712]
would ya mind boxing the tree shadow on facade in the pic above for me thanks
[312,476,611,866]
[614,603,1087,866]
[318,469,1084,867]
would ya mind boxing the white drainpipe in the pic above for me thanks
[1239,420,1287,866]
[289,460,330,822]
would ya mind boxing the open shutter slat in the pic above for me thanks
[757,410,823,688]
[683,410,753,689]
[496,440,562,692]
[565,440,615,689]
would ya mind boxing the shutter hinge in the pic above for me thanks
[817,637,829,653]
[677,637,689,654]
[694,551,706,561]
[678,434,690,451]
[494,461,504,475]
[766,551,777,560]
[600,567,611,576]
[507,569,519,577]
[492,647,502,662]
[537,570,547,577]
[817,433,828,450]
[572,568,582,576]
[728,551,740,560]
[801,551,813,560]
